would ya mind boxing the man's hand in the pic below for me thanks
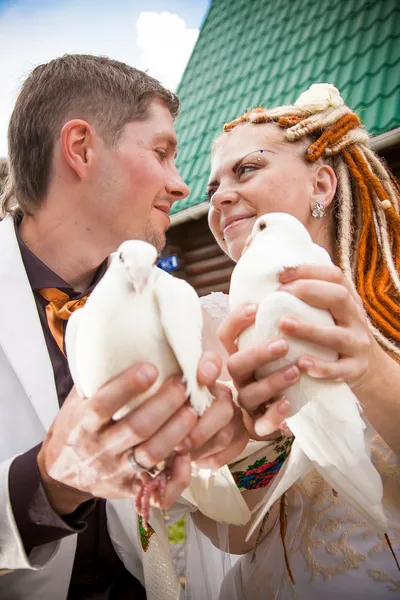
[38,362,196,515]
[38,352,248,516]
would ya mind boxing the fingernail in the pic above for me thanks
[283,366,300,381]
[279,283,293,293]
[136,364,157,385]
[279,267,297,282]
[268,339,288,356]
[254,419,272,437]
[175,437,192,452]
[202,360,219,379]
[298,358,314,370]
[277,398,291,415]
[243,304,258,316]
[280,316,299,330]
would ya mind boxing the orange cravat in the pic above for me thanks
[38,288,89,355]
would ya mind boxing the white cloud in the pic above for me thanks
[0,2,200,158]
[136,11,198,91]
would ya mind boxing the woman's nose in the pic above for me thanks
[211,186,238,210]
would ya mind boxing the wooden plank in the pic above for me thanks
[188,266,234,288]
[186,254,233,276]
[183,243,224,263]
[181,230,215,250]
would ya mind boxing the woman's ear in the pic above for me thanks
[310,164,337,213]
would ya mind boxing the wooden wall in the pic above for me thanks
[162,215,234,296]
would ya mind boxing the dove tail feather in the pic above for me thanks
[384,533,400,572]
[280,493,295,586]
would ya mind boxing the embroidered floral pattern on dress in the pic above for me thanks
[232,437,293,490]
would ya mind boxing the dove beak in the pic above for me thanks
[241,233,255,256]
[131,269,150,295]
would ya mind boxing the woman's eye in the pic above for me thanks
[205,189,215,202]
[237,164,256,177]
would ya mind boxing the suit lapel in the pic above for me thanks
[0,216,58,431]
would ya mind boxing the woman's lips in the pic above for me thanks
[223,216,255,235]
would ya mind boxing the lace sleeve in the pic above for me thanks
[200,292,230,323]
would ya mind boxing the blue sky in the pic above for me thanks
[0,0,210,157]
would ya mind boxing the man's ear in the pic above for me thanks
[309,164,337,213]
[60,119,96,180]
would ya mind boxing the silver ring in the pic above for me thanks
[127,449,149,473]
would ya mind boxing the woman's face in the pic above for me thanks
[208,122,333,262]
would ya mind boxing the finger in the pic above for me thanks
[188,387,235,450]
[101,377,187,450]
[297,355,365,383]
[196,351,222,387]
[279,317,369,357]
[278,280,357,325]
[279,264,344,285]
[280,264,366,310]
[227,338,289,386]
[132,404,198,470]
[159,453,192,509]
[254,397,292,437]
[190,410,240,460]
[217,304,258,355]
[238,365,300,412]
[85,363,158,431]
[280,422,293,436]
[194,429,249,470]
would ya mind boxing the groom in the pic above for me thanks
[0,54,248,599]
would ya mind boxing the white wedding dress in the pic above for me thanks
[183,293,400,600]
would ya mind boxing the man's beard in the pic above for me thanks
[144,220,166,253]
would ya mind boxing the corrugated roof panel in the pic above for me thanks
[171,0,400,215]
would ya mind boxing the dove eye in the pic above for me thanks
[119,252,124,263]
[259,222,266,230]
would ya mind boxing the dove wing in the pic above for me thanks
[288,384,388,532]
[65,308,85,398]
[154,273,213,415]
[255,293,387,532]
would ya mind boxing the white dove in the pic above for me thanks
[65,239,213,521]
[229,212,387,539]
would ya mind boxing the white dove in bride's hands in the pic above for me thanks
[229,212,387,538]
[65,239,213,523]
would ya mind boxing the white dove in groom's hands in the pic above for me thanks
[65,239,213,522]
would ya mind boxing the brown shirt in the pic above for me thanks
[8,220,146,600]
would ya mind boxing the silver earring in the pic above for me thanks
[311,200,326,219]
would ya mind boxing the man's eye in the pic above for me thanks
[156,149,167,160]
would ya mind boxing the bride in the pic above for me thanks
[184,84,400,599]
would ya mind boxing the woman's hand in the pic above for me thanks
[217,305,300,438]
[278,264,372,389]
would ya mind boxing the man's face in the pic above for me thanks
[95,100,189,252]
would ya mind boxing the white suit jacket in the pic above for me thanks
[0,216,184,600]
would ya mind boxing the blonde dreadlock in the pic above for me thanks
[223,99,400,360]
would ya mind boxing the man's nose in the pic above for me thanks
[166,167,190,200]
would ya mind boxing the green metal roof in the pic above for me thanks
[171,0,400,215]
